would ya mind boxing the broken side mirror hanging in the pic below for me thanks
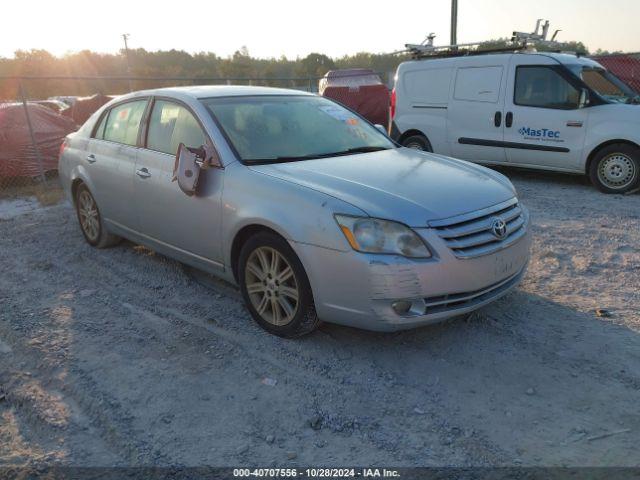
[172,143,220,196]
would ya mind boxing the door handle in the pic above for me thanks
[86,154,96,163]
[494,111,502,127]
[135,168,151,178]
[505,112,513,128]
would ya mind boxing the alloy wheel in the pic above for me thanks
[78,190,100,242]
[244,246,299,326]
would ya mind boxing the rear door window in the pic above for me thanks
[102,100,148,146]
[93,112,109,139]
[146,100,207,155]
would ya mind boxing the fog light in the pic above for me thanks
[391,300,413,316]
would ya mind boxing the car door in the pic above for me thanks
[134,97,224,266]
[87,98,149,229]
[447,59,508,164]
[502,57,590,170]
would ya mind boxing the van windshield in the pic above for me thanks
[568,65,639,104]
[201,95,395,164]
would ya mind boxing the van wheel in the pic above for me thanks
[589,144,640,193]
[238,232,321,338]
[401,134,432,152]
[75,184,121,248]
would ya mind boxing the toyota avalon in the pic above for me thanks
[59,86,531,337]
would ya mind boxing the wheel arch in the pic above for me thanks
[230,224,288,283]
[585,139,640,175]
[68,167,98,207]
[70,178,85,207]
[397,129,430,145]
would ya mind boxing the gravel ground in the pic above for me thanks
[0,169,639,468]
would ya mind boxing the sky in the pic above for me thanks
[2,0,639,58]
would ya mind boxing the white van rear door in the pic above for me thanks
[502,56,589,171]
[447,60,508,164]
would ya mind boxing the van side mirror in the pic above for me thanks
[579,88,590,108]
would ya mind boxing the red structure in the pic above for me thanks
[319,69,390,126]
[0,103,77,178]
[593,53,640,93]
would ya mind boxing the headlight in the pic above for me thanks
[334,215,432,258]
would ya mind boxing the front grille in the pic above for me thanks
[422,267,524,315]
[429,198,527,259]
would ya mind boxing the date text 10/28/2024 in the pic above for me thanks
[233,468,401,478]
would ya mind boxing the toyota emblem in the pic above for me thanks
[491,218,508,239]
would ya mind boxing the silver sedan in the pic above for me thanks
[59,86,531,337]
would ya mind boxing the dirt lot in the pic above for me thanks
[0,169,639,468]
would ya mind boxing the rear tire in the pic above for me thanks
[589,143,640,193]
[238,232,320,338]
[401,134,432,152]
[75,183,121,248]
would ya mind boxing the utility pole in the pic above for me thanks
[122,33,133,92]
[450,0,458,45]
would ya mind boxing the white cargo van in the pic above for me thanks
[390,51,640,193]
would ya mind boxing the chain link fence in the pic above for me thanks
[591,52,640,93]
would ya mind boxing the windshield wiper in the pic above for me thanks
[248,146,392,164]
[340,146,391,154]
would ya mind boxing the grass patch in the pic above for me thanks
[0,175,64,206]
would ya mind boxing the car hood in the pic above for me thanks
[593,102,640,118]
[249,148,516,226]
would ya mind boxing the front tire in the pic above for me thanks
[589,144,640,193]
[401,134,432,152]
[75,183,121,248]
[238,232,320,338]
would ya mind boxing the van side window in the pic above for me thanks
[404,68,453,105]
[515,66,580,110]
[146,100,207,155]
[454,66,503,103]
[103,100,148,146]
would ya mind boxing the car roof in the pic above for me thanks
[121,85,314,102]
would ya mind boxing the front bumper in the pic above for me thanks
[292,213,532,332]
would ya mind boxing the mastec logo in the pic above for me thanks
[518,127,561,139]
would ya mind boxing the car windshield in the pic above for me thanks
[569,65,639,104]
[202,95,395,163]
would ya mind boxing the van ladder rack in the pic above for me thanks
[404,20,566,60]
[405,42,529,60]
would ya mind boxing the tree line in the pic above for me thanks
[0,48,409,100]
[0,39,590,100]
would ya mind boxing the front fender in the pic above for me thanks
[221,162,366,270]
[584,107,640,166]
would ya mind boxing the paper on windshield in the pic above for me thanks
[318,105,359,125]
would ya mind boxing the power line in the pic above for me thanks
[122,33,133,92]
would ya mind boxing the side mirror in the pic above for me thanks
[173,144,204,196]
[172,143,222,196]
[579,88,590,108]
[374,124,388,135]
